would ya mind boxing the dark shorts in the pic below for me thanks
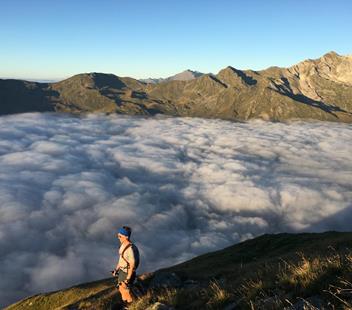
[118,270,136,285]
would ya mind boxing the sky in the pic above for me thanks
[1,0,352,80]
[0,113,351,306]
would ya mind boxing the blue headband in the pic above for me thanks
[118,227,130,237]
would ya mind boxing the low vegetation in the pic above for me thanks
[6,232,352,309]
[126,250,352,309]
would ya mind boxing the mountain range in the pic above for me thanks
[1,51,352,122]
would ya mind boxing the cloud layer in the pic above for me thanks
[0,113,351,306]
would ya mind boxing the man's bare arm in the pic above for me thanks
[126,261,135,281]
[112,262,120,276]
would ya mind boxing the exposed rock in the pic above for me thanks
[149,272,182,289]
[262,296,281,308]
[145,302,175,310]
[291,295,325,309]
[167,69,204,81]
[140,70,204,84]
[137,272,154,281]
[183,279,199,289]
[223,301,240,310]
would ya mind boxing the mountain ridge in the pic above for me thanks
[1,51,352,122]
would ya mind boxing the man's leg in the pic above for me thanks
[119,282,133,303]
[117,271,131,303]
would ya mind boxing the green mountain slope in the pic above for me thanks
[1,51,352,122]
[6,231,352,309]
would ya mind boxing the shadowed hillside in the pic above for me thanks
[6,231,352,309]
[1,52,352,122]
[0,80,58,114]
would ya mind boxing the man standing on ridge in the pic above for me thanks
[112,226,139,307]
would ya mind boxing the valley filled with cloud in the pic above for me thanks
[0,113,351,306]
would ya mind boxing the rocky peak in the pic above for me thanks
[140,70,204,84]
[168,69,203,81]
[55,72,127,90]
[217,66,257,87]
[321,50,340,59]
[289,51,352,85]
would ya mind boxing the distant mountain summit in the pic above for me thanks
[139,77,165,84]
[140,69,204,84]
[1,51,352,122]
[167,69,204,81]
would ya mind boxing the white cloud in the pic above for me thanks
[0,113,351,306]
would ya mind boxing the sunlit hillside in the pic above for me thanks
[6,232,352,309]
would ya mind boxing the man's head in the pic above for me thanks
[116,226,132,243]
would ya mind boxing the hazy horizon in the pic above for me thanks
[1,0,352,80]
[1,49,351,82]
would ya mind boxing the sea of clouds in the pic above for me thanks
[0,113,351,306]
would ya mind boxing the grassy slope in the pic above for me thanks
[5,278,120,310]
[165,231,352,279]
[6,231,352,309]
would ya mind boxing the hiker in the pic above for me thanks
[112,226,139,306]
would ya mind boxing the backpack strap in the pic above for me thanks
[121,242,132,270]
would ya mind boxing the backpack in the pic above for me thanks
[121,242,140,271]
